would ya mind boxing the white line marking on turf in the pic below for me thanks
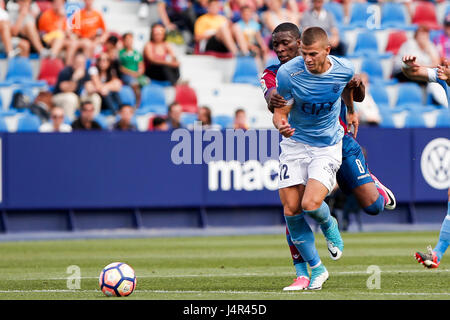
[6,269,450,281]
[0,289,449,296]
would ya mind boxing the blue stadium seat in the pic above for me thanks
[265,56,279,68]
[180,112,198,128]
[119,85,136,106]
[94,114,109,130]
[350,32,392,58]
[139,84,167,115]
[378,109,395,128]
[5,57,45,86]
[150,80,172,87]
[361,58,397,85]
[404,112,426,128]
[396,82,424,108]
[324,2,344,25]
[16,113,41,132]
[232,56,260,86]
[9,87,36,111]
[369,83,390,109]
[0,117,8,132]
[381,2,414,30]
[213,115,233,129]
[435,109,450,128]
[349,3,371,28]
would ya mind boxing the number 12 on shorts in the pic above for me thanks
[279,164,290,181]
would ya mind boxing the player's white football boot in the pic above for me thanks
[283,276,310,291]
[307,264,329,290]
[321,217,344,260]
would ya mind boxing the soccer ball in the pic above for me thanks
[99,262,137,297]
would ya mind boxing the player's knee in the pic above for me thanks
[301,198,322,212]
[362,196,384,216]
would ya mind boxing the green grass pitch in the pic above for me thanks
[0,231,448,300]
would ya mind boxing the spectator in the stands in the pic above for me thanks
[0,0,29,57]
[194,0,249,56]
[300,0,345,56]
[71,100,102,130]
[8,0,50,56]
[119,32,145,103]
[37,0,79,63]
[353,73,381,126]
[52,51,100,119]
[434,14,450,62]
[197,105,220,129]
[144,23,180,85]
[39,105,72,132]
[233,108,249,130]
[138,0,177,32]
[103,34,122,79]
[113,104,137,131]
[393,24,440,82]
[152,116,169,131]
[261,0,299,34]
[166,102,183,129]
[71,0,108,60]
[88,52,123,114]
[233,5,269,69]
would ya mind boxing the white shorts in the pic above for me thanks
[278,138,342,192]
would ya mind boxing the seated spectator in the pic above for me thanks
[71,0,108,60]
[152,116,169,131]
[434,14,450,62]
[37,0,78,63]
[87,52,123,114]
[196,105,221,129]
[52,51,101,119]
[393,24,440,82]
[233,5,269,69]
[138,0,177,32]
[8,0,49,56]
[144,23,180,85]
[300,0,345,56]
[39,105,72,132]
[0,0,29,57]
[72,101,102,130]
[353,73,381,126]
[262,0,299,34]
[119,32,145,101]
[166,102,183,129]
[194,0,249,56]
[233,108,249,129]
[113,104,137,131]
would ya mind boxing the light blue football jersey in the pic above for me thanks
[276,55,354,147]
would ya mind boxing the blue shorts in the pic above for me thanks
[336,134,374,194]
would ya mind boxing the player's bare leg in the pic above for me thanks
[352,179,396,216]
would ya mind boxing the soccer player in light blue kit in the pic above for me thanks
[274,27,356,290]
[402,55,450,268]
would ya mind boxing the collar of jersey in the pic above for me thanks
[304,56,334,77]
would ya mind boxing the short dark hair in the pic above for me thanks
[80,100,94,111]
[235,108,245,116]
[122,32,133,40]
[152,116,167,127]
[301,26,329,46]
[106,35,119,46]
[119,104,134,111]
[272,23,301,40]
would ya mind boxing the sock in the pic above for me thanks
[363,194,385,216]
[304,201,333,231]
[433,202,450,262]
[285,226,308,277]
[285,213,321,267]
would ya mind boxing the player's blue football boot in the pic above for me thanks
[307,264,329,290]
[321,217,344,260]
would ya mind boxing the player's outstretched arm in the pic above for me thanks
[401,55,430,82]
[437,59,450,86]
[341,87,359,138]
[273,105,294,138]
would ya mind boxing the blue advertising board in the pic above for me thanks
[0,128,447,210]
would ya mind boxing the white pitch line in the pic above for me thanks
[0,289,449,296]
[4,269,450,281]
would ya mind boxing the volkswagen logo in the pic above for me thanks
[420,138,450,190]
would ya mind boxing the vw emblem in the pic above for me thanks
[420,138,450,190]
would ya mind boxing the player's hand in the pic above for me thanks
[402,55,419,68]
[347,74,362,89]
[269,93,287,113]
[277,118,295,138]
[437,59,450,81]
[347,112,359,139]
